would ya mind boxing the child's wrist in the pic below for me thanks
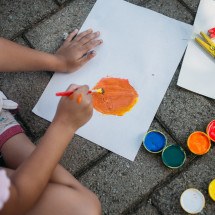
[51,117,77,135]
[53,54,67,72]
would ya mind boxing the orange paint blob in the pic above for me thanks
[92,77,138,116]
[77,94,82,104]
[187,131,211,155]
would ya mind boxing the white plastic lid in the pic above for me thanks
[180,188,205,214]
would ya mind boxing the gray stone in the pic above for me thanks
[152,148,215,215]
[156,67,215,148]
[79,120,188,214]
[60,135,108,175]
[133,201,160,215]
[143,0,194,23]
[182,0,200,13]
[55,0,67,5]
[0,0,58,39]
[25,0,96,52]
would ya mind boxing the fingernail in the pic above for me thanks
[91,50,96,54]
[96,31,100,35]
[74,29,79,33]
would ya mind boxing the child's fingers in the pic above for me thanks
[79,31,100,45]
[82,39,103,53]
[80,51,96,65]
[65,29,79,42]
[75,29,93,41]
[67,84,80,91]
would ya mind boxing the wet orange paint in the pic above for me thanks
[77,94,82,104]
[92,77,138,116]
[69,94,74,100]
[187,131,211,155]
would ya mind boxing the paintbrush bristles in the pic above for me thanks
[92,88,105,94]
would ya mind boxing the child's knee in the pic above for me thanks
[80,189,102,215]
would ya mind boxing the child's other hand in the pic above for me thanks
[55,29,102,73]
[53,84,93,132]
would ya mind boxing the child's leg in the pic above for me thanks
[4,168,101,215]
[1,133,86,188]
[1,130,101,214]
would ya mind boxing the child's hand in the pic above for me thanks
[55,29,103,73]
[53,84,93,132]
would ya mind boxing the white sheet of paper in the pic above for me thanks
[33,0,192,161]
[177,0,215,99]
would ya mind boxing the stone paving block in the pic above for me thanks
[143,0,193,23]
[133,201,160,215]
[152,148,215,215]
[0,0,58,39]
[60,135,107,174]
[182,0,200,13]
[156,67,215,148]
[55,0,67,5]
[25,0,96,53]
[78,120,186,214]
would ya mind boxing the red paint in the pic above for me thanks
[208,28,215,39]
[207,120,215,142]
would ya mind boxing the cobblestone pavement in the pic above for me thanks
[1,0,215,214]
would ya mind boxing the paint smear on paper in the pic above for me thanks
[92,77,138,116]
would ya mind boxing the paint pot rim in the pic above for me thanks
[143,130,167,153]
[161,144,186,169]
[208,179,215,201]
[206,120,215,142]
[180,188,205,214]
[187,131,211,155]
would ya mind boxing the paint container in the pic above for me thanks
[208,179,215,201]
[206,120,215,142]
[143,130,167,153]
[162,144,186,168]
[180,188,205,214]
[187,131,211,155]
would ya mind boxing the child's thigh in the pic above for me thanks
[27,183,101,215]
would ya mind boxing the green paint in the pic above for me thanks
[162,145,186,168]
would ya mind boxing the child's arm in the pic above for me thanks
[0,85,93,215]
[0,29,102,73]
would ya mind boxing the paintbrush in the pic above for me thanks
[56,88,105,96]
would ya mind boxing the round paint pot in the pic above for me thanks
[206,120,215,142]
[180,188,205,214]
[187,131,211,155]
[208,179,215,201]
[162,144,186,168]
[143,130,167,153]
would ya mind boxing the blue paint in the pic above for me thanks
[144,131,166,153]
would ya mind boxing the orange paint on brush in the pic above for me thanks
[187,131,211,155]
[77,94,82,104]
[92,77,138,116]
